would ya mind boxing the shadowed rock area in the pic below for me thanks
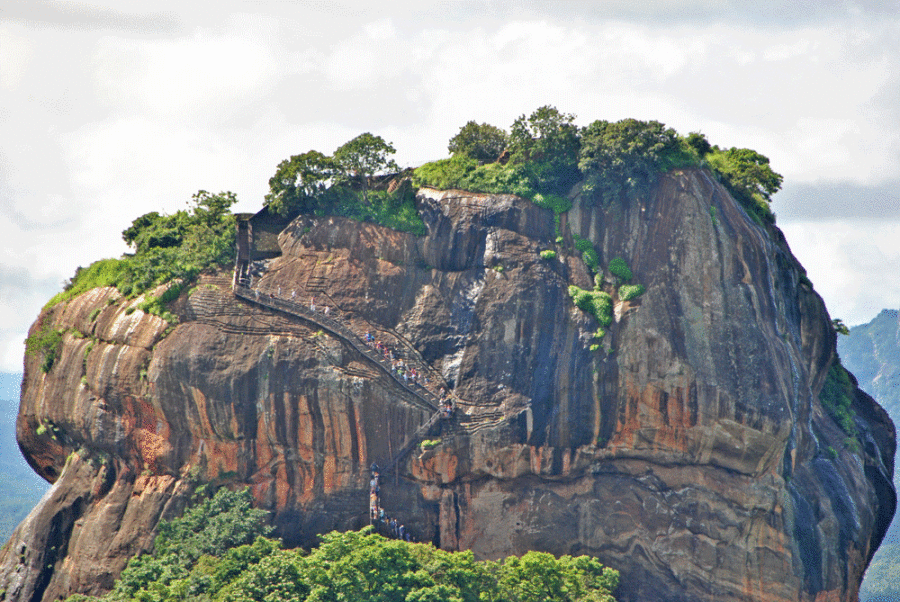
[1,169,894,602]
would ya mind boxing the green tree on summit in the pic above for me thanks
[448,121,509,164]
[707,147,782,203]
[333,132,400,204]
[508,105,582,195]
[578,119,684,205]
[265,150,336,216]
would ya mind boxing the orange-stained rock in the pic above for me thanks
[0,171,894,602]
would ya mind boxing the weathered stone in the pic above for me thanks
[1,170,893,602]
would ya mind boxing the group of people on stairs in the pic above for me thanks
[368,464,416,543]
[243,279,460,417]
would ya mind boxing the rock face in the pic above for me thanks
[1,169,894,602]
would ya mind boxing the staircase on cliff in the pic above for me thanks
[232,217,470,472]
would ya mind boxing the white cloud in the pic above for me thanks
[780,219,900,325]
[0,25,33,90]
[92,22,282,122]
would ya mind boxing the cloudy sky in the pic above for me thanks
[1,0,898,372]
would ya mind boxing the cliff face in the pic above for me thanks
[1,169,894,602]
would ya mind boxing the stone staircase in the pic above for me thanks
[233,284,442,415]
[230,226,508,473]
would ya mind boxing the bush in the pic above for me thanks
[607,257,632,282]
[25,324,64,373]
[531,192,573,215]
[618,284,645,301]
[571,234,600,272]
[330,185,427,236]
[578,118,697,205]
[582,248,599,273]
[413,156,539,199]
[47,191,237,311]
[45,258,130,309]
[420,439,440,450]
[540,250,557,260]
[705,147,781,225]
[568,286,613,328]
[820,359,857,438]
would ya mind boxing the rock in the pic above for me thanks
[1,169,893,602]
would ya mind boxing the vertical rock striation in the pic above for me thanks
[1,169,893,601]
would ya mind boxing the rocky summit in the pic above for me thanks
[1,169,895,602]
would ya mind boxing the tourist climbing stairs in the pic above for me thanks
[233,284,441,414]
[231,221,506,450]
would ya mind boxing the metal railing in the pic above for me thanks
[233,283,442,414]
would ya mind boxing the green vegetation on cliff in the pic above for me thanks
[24,322,64,373]
[264,133,426,235]
[46,191,237,311]
[837,310,900,602]
[413,106,782,226]
[819,357,857,438]
[70,487,619,602]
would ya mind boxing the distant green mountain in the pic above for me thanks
[838,310,900,601]
[0,373,48,542]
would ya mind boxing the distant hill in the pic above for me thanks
[0,373,48,542]
[839,310,900,601]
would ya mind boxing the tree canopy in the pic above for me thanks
[705,146,782,224]
[578,119,688,205]
[261,133,425,236]
[448,121,509,164]
[47,190,237,311]
[70,487,619,602]
[264,150,336,216]
[333,132,401,204]
[508,105,582,195]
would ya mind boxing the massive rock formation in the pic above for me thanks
[1,169,894,601]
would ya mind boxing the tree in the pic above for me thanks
[685,131,712,158]
[498,551,619,602]
[705,147,782,224]
[333,133,400,204]
[832,318,850,336]
[578,118,682,205]
[709,147,782,203]
[264,150,336,217]
[508,105,582,194]
[107,487,272,601]
[448,121,508,164]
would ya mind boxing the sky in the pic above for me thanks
[1,0,898,372]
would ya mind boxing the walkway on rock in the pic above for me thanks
[232,231,508,474]
[233,283,443,415]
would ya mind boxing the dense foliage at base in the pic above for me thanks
[68,487,619,602]
[45,191,237,311]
